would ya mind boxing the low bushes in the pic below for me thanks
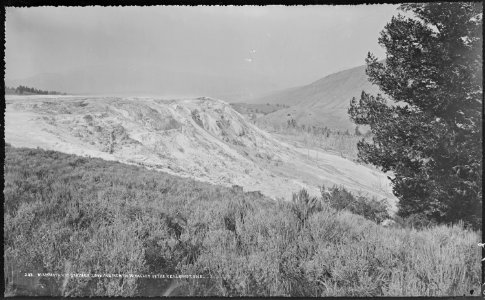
[321,185,390,224]
[4,144,481,297]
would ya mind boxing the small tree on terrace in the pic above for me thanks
[355,126,362,136]
[348,3,482,229]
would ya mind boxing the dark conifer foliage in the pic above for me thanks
[14,85,66,95]
[349,2,482,229]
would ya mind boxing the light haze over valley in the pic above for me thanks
[6,5,397,99]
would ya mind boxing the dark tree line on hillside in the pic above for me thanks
[11,85,66,95]
[286,118,370,137]
[348,3,482,229]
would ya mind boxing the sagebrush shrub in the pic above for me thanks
[4,144,480,297]
[321,185,390,224]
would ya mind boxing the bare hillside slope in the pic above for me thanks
[5,95,396,210]
[247,64,381,130]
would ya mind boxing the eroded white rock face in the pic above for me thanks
[5,95,397,212]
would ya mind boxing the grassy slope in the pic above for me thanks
[257,123,371,162]
[4,145,480,297]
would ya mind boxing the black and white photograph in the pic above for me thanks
[3,3,483,297]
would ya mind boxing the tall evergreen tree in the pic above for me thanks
[348,2,482,229]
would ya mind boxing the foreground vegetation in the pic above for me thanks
[4,145,480,296]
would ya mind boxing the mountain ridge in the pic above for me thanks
[246,63,382,131]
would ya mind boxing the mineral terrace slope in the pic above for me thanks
[5,95,397,211]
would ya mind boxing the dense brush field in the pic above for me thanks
[258,122,371,161]
[4,144,481,296]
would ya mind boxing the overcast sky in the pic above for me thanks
[6,5,399,89]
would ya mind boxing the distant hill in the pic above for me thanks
[245,64,381,131]
[5,65,281,99]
